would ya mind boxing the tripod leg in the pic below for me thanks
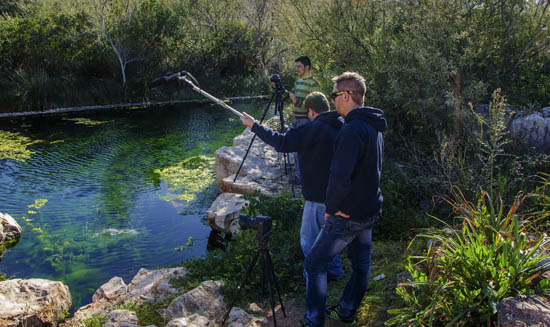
[233,91,276,182]
[283,153,296,197]
[222,249,261,325]
[264,248,287,317]
[261,253,266,298]
[263,248,278,327]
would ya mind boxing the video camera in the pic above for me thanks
[270,74,285,94]
[239,214,272,241]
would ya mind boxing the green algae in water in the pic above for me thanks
[0,130,40,162]
[28,198,48,209]
[154,156,215,203]
[64,118,111,126]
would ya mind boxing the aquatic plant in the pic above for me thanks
[0,130,40,162]
[154,155,215,203]
[28,198,48,209]
[63,118,111,126]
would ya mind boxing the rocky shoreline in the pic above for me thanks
[2,117,550,326]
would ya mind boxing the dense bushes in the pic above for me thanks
[0,0,274,111]
[1,0,548,119]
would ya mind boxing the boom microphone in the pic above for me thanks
[149,71,243,118]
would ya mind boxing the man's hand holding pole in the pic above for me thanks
[240,112,256,128]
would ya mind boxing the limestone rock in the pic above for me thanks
[214,121,299,196]
[164,280,225,321]
[0,213,22,245]
[0,278,71,327]
[92,276,128,303]
[542,107,550,118]
[497,295,550,327]
[68,267,186,326]
[214,145,249,187]
[68,302,108,326]
[248,303,263,314]
[102,309,139,327]
[165,314,211,327]
[225,307,264,327]
[509,112,550,152]
[205,193,248,234]
[126,267,187,304]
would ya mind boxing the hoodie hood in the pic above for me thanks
[345,107,387,132]
[316,110,345,129]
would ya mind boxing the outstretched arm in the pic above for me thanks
[240,112,304,153]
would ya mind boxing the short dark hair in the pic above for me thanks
[295,56,312,69]
[332,72,366,105]
[304,91,330,114]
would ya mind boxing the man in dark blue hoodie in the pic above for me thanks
[240,92,345,280]
[303,72,387,327]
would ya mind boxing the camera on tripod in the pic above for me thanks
[270,74,285,94]
[239,214,272,240]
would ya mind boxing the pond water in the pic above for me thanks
[0,102,265,309]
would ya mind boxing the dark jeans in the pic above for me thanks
[304,215,374,327]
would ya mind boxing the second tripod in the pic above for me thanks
[233,74,295,195]
[222,214,286,326]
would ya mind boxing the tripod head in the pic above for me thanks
[270,74,285,95]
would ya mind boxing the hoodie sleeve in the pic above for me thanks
[325,128,363,215]
[251,122,305,153]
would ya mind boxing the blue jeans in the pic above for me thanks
[300,201,345,279]
[304,215,374,327]
[292,117,309,180]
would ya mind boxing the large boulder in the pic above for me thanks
[165,314,211,327]
[214,124,298,196]
[0,278,71,327]
[163,280,225,321]
[102,309,139,327]
[68,267,186,326]
[162,280,263,327]
[497,295,550,327]
[509,112,550,152]
[126,267,186,304]
[92,276,128,303]
[0,213,22,248]
[205,193,248,234]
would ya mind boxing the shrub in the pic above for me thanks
[387,188,550,326]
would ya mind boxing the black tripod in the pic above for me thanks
[222,230,286,326]
[233,75,295,196]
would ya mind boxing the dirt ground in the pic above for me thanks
[260,299,351,327]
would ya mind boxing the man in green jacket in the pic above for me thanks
[289,56,321,128]
[288,56,321,181]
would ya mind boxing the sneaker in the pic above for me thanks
[325,305,356,325]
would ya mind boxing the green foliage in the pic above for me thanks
[173,192,304,306]
[528,174,550,232]
[79,313,107,327]
[377,163,430,241]
[1,0,548,117]
[387,189,550,326]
